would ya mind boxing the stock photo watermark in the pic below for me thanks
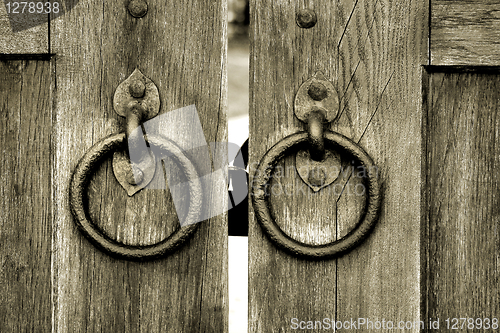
[290,317,499,330]
[248,162,379,198]
[3,0,77,32]
[123,105,380,227]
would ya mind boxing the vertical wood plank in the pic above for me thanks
[248,1,341,331]
[249,0,427,331]
[425,72,500,325]
[0,60,53,332]
[51,0,227,331]
[336,0,427,331]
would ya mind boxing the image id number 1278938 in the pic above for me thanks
[445,318,498,330]
[5,2,59,14]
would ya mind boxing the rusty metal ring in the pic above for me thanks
[251,131,381,259]
[69,133,202,261]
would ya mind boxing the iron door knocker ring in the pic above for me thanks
[251,73,381,259]
[69,133,202,260]
[69,70,202,260]
[251,132,380,259]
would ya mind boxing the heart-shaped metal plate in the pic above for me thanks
[111,69,160,196]
[112,150,156,196]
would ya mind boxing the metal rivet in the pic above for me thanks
[296,9,317,29]
[128,0,148,18]
[129,80,146,98]
[128,166,144,185]
[307,82,328,101]
[308,167,326,186]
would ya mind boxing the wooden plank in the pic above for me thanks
[425,72,500,326]
[336,0,427,330]
[0,60,53,331]
[51,0,227,331]
[249,2,340,331]
[249,0,427,331]
[431,1,500,65]
[0,4,48,53]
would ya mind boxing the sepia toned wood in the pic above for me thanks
[51,0,227,331]
[249,0,427,331]
[431,1,500,65]
[0,5,48,54]
[424,72,500,324]
[0,61,52,331]
[249,2,339,331]
[336,0,427,330]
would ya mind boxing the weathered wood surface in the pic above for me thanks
[51,0,227,331]
[424,72,500,325]
[249,0,427,331]
[0,5,48,54]
[0,60,52,331]
[431,0,500,65]
[335,1,426,330]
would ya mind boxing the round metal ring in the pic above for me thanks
[69,133,202,261]
[251,131,381,259]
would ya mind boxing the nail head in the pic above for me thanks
[128,166,144,185]
[128,0,148,18]
[296,9,317,29]
[308,167,326,186]
[129,80,146,98]
[308,82,328,101]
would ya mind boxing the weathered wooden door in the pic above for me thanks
[0,0,228,332]
[248,0,500,332]
[2,0,500,332]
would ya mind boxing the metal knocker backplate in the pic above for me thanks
[251,131,381,260]
[69,133,202,261]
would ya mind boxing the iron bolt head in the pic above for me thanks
[129,80,146,98]
[308,82,328,101]
[296,9,317,29]
[128,166,144,185]
[308,167,326,186]
[128,0,148,18]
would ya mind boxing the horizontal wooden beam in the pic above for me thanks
[0,5,48,54]
[431,1,500,65]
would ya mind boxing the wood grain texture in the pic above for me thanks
[431,0,500,65]
[51,0,227,331]
[249,0,427,331]
[0,4,48,53]
[425,73,500,324]
[336,0,426,330]
[0,60,53,331]
[249,2,340,331]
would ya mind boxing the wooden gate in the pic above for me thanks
[0,0,227,331]
[1,0,499,332]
